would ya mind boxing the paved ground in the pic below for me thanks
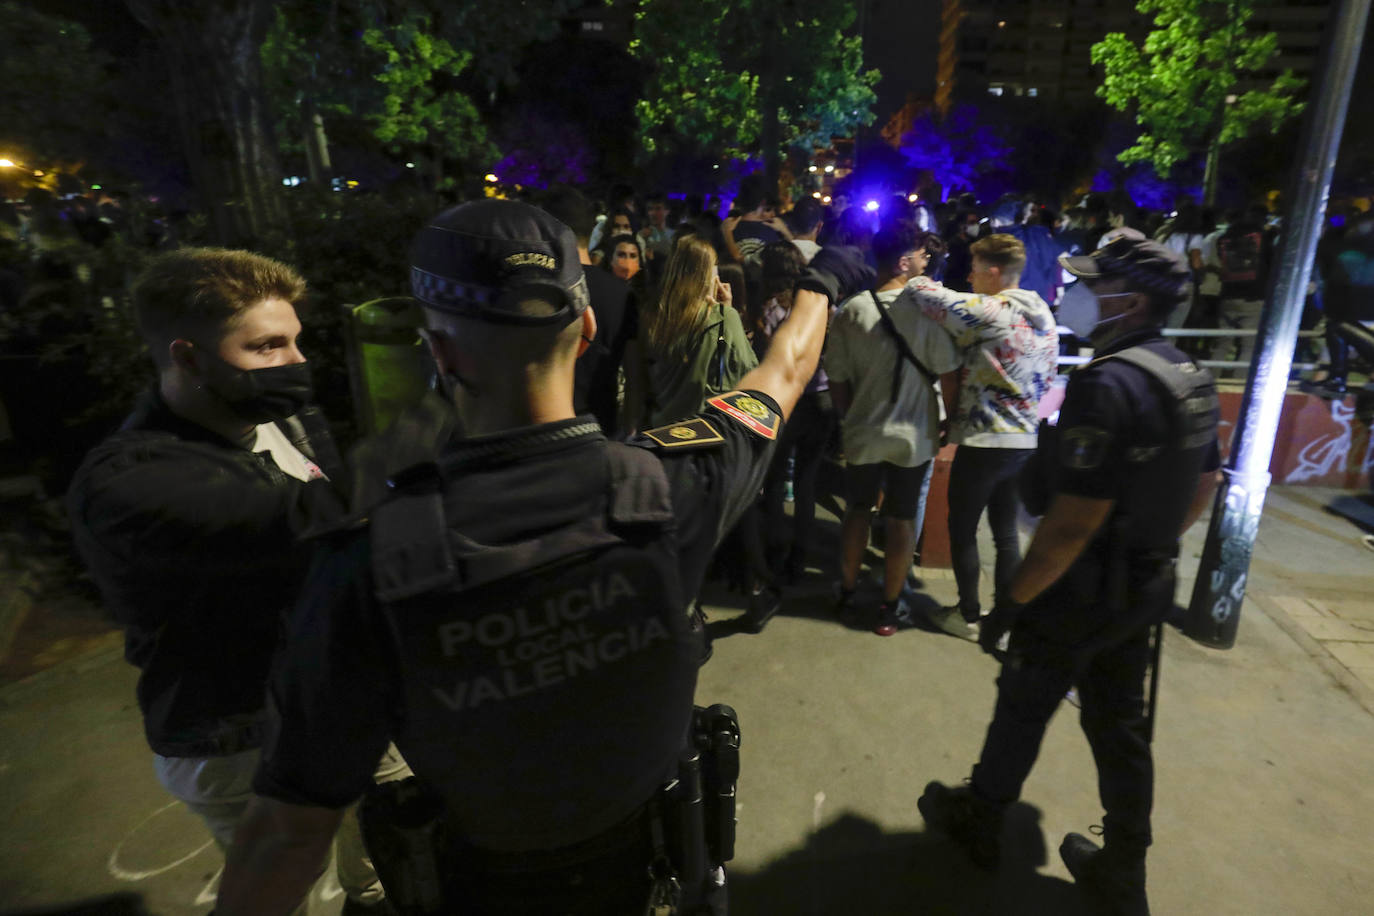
[2,484,1372,915]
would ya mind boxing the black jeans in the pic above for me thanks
[762,390,837,565]
[947,446,1032,614]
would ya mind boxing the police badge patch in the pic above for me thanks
[707,391,781,440]
[640,417,725,449]
[1061,426,1111,470]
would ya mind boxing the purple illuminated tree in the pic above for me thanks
[897,105,1012,201]
[492,107,593,189]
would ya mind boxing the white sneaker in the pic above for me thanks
[926,606,978,641]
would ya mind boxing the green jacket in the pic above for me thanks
[646,303,758,427]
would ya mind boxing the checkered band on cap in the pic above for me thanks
[410,267,503,313]
[408,198,587,326]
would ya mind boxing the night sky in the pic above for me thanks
[861,0,944,122]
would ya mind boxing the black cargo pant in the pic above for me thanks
[969,556,1175,853]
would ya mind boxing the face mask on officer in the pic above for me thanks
[1057,282,1137,347]
[194,347,314,423]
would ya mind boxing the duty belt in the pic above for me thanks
[150,714,265,758]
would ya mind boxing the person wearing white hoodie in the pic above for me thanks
[902,233,1058,637]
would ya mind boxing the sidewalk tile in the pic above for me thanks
[1291,615,1374,643]
[1349,668,1374,692]
[1274,595,1329,618]
[1325,641,1374,670]
[1318,599,1374,623]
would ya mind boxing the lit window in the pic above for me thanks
[989,86,1004,96]
[1028,87,1038,97]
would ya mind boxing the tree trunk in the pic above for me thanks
[1203,133,1222,209]
[761,96,782,189]
[124,0,285,247]
[301,97,332,186]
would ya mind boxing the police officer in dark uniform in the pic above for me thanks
[918,234,1221,916]
[215,199,872,916]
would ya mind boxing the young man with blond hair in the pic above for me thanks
[901,233,1059,637]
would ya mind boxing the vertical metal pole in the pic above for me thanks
[1184,0,1371,648]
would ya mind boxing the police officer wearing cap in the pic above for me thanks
[216,199,872,916]
[918,234,1221,916]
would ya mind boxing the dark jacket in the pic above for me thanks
[66,389,348,756]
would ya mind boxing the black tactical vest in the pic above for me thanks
[369,442,699,853]
[1088,338,1220,554]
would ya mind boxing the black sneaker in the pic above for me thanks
[1060,832,1150,916]
[832,582,860,622]
[873,595,918,636]
[741,586,782,633]
[917,781,1003,869]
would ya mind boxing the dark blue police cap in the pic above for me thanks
[1060,231,1191,301]
[410,199,589,327]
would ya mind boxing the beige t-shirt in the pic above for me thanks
[826,287,961,467]
[253,422,327,482]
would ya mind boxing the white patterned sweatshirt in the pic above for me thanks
[900,276,1059,449]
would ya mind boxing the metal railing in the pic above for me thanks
[1056,326,1327,372]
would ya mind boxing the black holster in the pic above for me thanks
[358,777,448,916]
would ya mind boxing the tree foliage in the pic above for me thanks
[261,0,577,182]
[1092,0,1306,177]
[898,105,1012,198]
[360,13,491,164]
[0,3,112,168]
[630,0,878,163]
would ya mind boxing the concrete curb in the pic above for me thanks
[0,569,37,670]
[0,639,125,708]
[1250,589,1374,718]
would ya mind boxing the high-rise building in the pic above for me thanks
[940,0,1329,103]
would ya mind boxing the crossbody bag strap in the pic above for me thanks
[870,290,938,403]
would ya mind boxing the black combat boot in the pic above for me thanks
[917,781,1004,869]
[1060,832,1149,916]
[741,585,782,633]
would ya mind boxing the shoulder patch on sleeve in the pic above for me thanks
[706,391,781,440]
[1060,426,1111,470]
[640,417,726,450]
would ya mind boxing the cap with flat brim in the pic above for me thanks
[410,199,589,326]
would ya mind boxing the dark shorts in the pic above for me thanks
[845,461,931,519]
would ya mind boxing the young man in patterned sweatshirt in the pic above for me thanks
[901,233,1059,638]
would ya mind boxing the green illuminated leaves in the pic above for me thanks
[630,0,877,162]
[1092,0,1306,180]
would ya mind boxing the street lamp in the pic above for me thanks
[0,159,16,169]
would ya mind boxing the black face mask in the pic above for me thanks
[200,352,314,424]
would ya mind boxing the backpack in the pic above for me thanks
[1217,231,1263,285]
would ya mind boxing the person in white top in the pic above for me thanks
[903,234,1059,637]
[827,223,961,632]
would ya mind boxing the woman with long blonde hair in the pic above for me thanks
[641,234,757,427]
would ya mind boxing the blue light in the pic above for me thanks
[864,200,880,212]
